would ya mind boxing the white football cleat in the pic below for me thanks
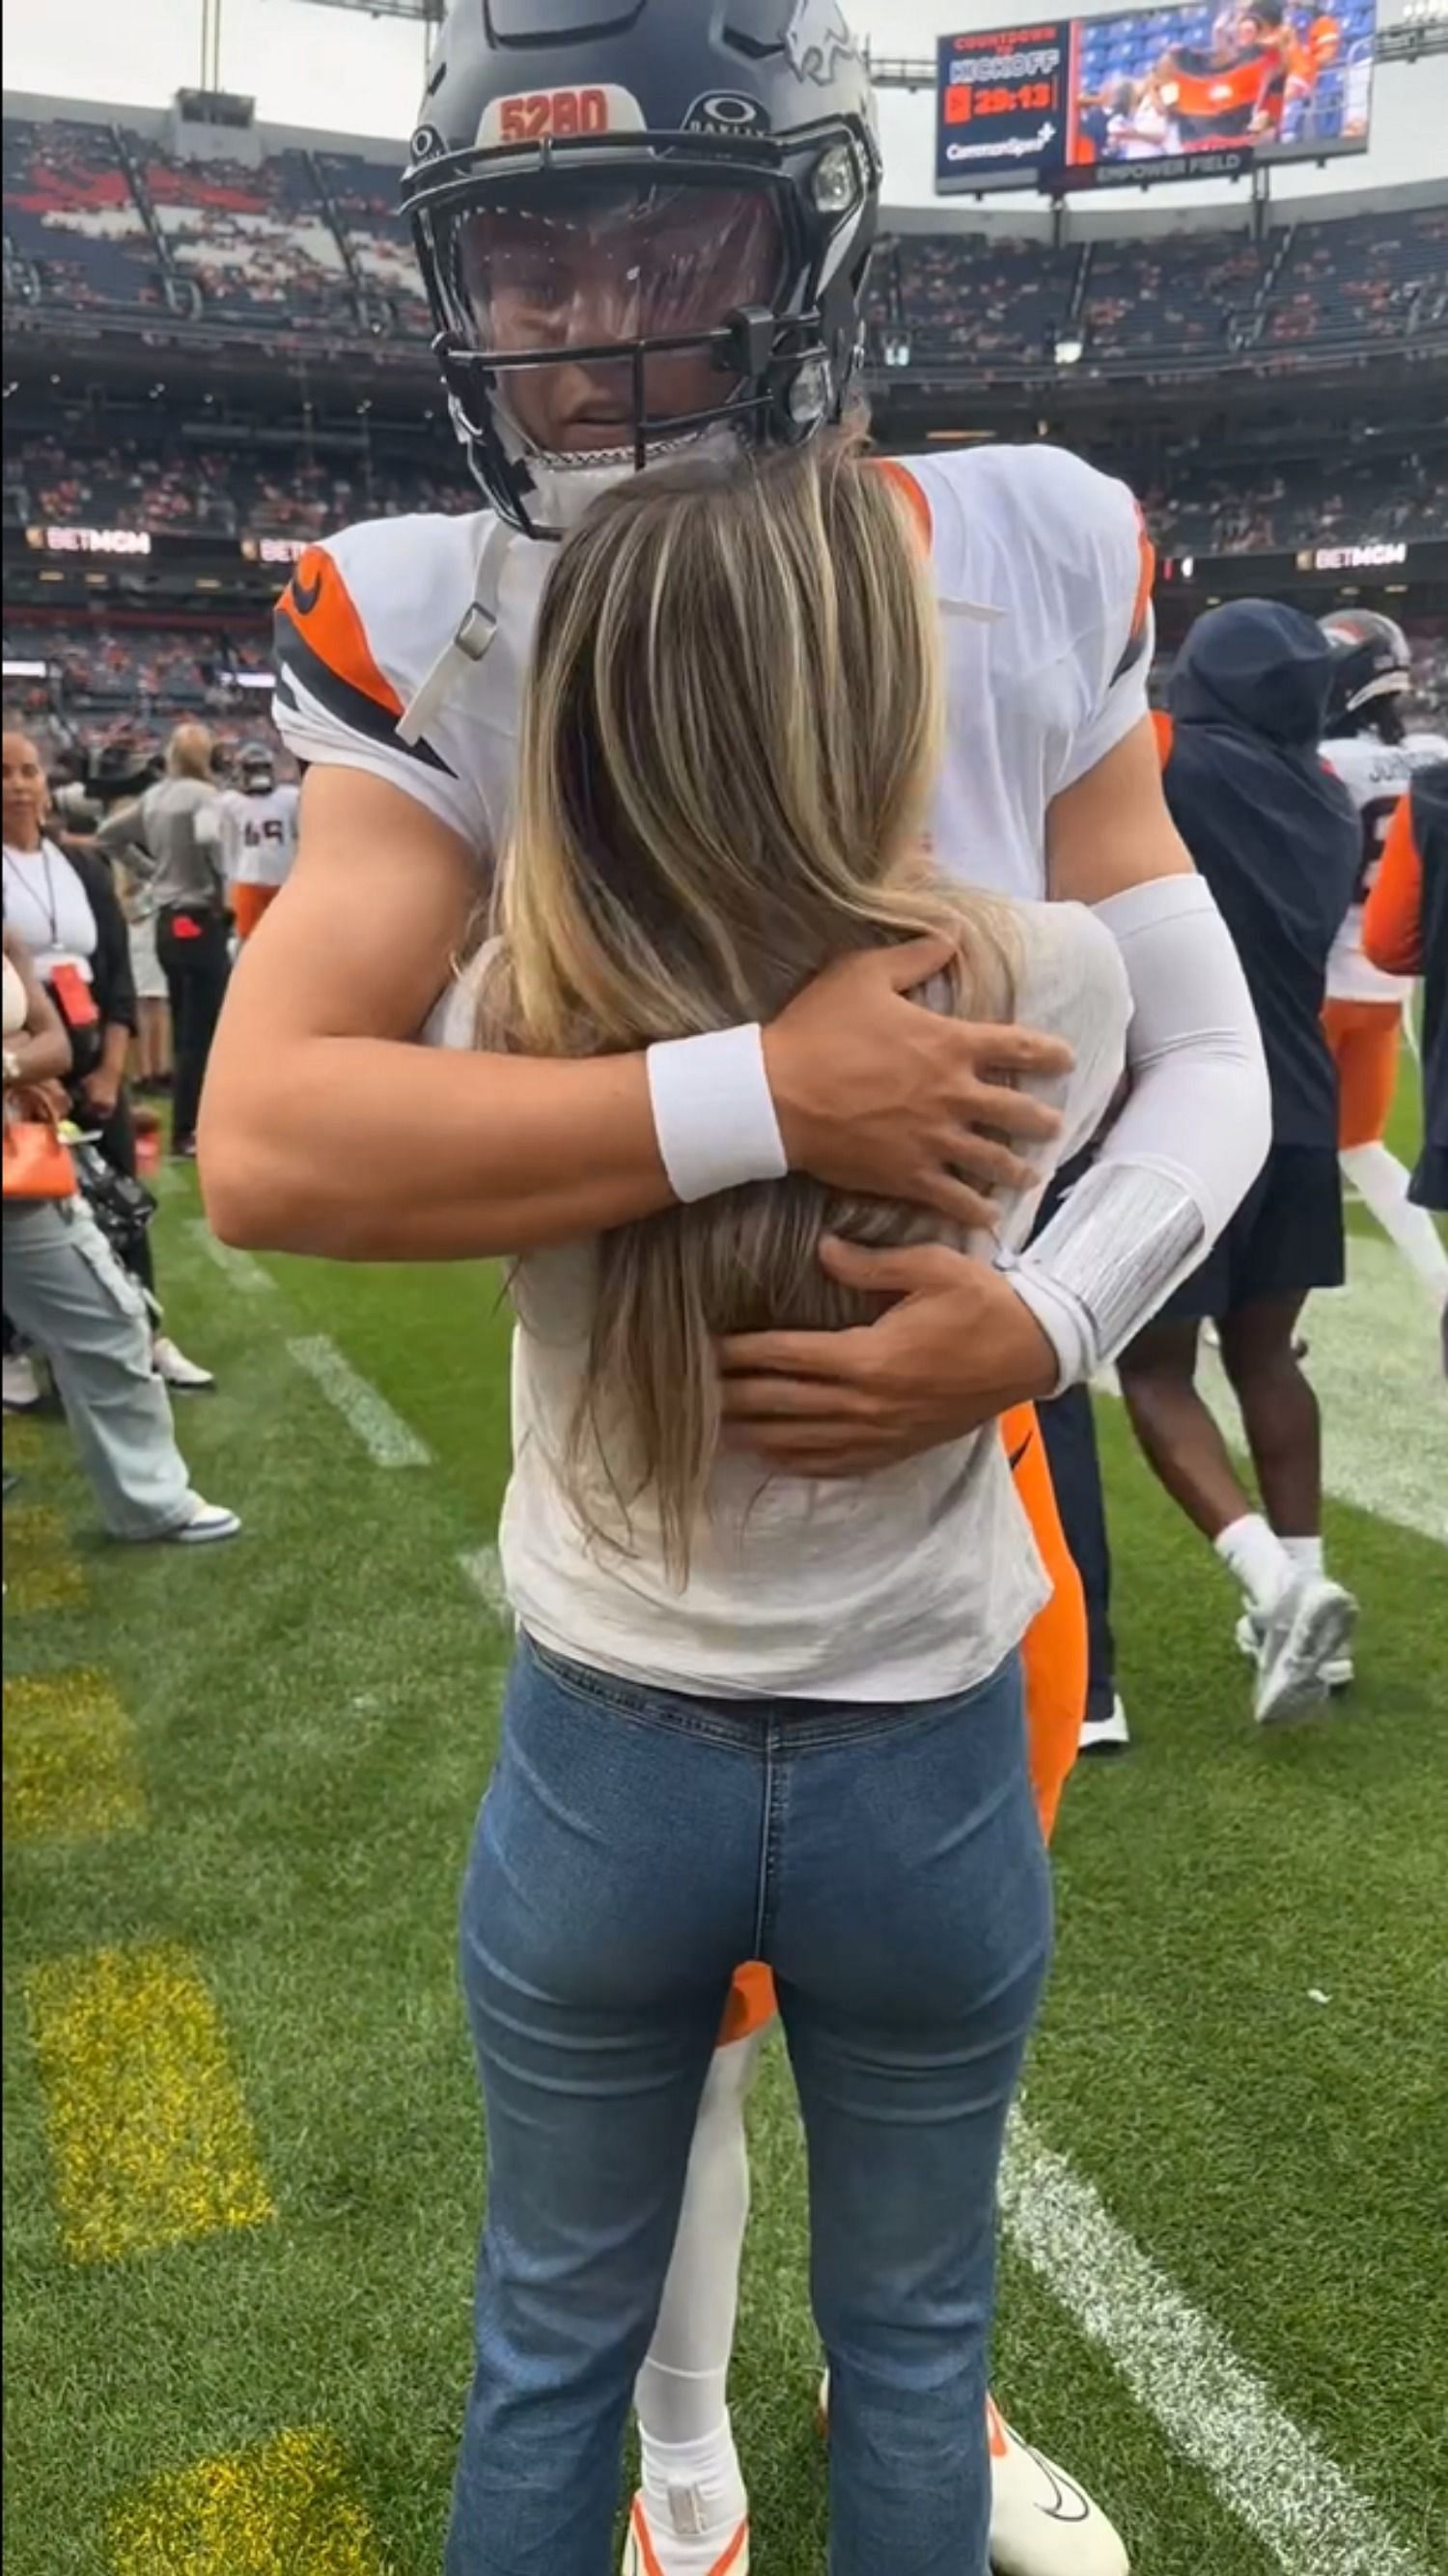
[167,1497,242,1546]
[1236,1606,1352,1694]
[988,2398,1129,2576]
[3,1351,43,1413]
[1078,1694,1130,1756]
[1253,1576,1358,1725]
[621,2494,748,2576]
[819,2377,1128,2573]
[152,1334,215,1391]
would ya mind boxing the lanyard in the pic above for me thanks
[3,839,64,950]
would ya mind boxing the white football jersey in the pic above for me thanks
[271,443,1153,910]
[225,783,301,892]
[1322,731,1448,1004]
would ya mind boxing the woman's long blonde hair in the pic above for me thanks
[483,431,1016,1573]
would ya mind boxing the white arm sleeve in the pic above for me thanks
[1003,873,1270,1385]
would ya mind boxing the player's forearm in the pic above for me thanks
[1005,876,1270,1381]
[200,1034,673,1260]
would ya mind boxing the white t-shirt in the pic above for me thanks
[1,837,97,984]
[428,906,1131,1702]
[1323,731,1448,1005]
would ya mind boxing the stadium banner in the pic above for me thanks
[935,23,1072,194]
[17,526,307,567]
[935,2,1377,195]
[1156,536,1448,588]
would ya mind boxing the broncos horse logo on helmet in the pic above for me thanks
[401,0,880,541]
[1320,608,1414,744]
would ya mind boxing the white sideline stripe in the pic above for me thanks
[184,1221,276,1296]
[459,1544,512,1624]
[285,1336,431,1468]
[1001,2114,1428,2576]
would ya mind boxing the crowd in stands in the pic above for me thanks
[4,435,472,539]
[872,205,1446,374]
[6,108,1445,375]
[1144,448,1448,552]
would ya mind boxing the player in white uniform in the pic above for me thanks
[1319,611,1448,1299]
[221,742,301,940]
[204,6,1269,2572]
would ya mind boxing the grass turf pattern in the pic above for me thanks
[4,1158,1445,2576]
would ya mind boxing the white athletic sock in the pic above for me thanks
[1279,1534,1325,1582]
[1341,1144,1448,1295]
[1214,1512,1293,1613]
[633,2030,763,2551]
[637,2420,747,2561]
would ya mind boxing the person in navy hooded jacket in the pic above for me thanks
[1117,600,1361,1726]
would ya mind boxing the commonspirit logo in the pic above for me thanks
[947,123,1059,159]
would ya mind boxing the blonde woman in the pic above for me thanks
[438,435,1132,2576]
[97,722,229,1160]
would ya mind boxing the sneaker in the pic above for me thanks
[1078,1694,1130,1756]
[3,1352,42,1413]
[621,2496,748,2576]
[167,1497,241,1546]
[1254,1577,1358,1725]
[153,1334,215,1391]
[1236,1606,1352,1694]
[988,2397,1129,2576]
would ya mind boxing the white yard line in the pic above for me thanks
[458,1543,513,1624]
[183,1220,276,1297]
[1002,2113,1429,2576]
[284,1336,431,1469]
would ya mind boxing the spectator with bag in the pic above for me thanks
[2,923,238,1543]
[97,722,233,1162]
[2,724,213,1397]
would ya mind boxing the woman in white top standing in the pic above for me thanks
[1,726,213,1399]
[440,435,1131,2576]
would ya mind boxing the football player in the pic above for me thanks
[222,741,301,940]
[202,6,1269,2571]
[1320,610,1448,1299]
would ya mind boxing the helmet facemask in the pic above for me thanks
[406,126,874,538]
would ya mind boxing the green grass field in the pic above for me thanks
[4,1125,1446,2576]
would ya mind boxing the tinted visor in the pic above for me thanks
[449,176,787,357]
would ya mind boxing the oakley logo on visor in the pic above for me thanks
[477,84,646,148]
[683,94,772,136]
[784,0,856,87]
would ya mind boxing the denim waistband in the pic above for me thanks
[521,1631,1015,1759]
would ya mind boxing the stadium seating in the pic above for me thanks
[6,108,1445,377]
[3,117,164,311]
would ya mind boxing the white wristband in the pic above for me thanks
[646,1023,789,1205]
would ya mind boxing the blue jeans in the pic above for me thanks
[446,1637,1052,2576]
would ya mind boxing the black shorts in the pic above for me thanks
[1164,1144,1345,1322]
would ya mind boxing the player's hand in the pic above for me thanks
[80,1070,120,1124]
[718,1237,1060,1477]
[763,938,1073,1231]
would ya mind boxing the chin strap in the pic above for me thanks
[398,515,520,749]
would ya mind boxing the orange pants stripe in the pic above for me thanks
[715,1401,1089,2046]
[1323,996,1402,1151]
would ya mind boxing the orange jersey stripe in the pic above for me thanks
[281,545,403,717]
[876,457,933,551]
[1362,790,1424,978]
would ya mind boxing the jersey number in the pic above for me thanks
[498,88,610,142]
[245,819,288,847]
[1354,796,1399,907]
